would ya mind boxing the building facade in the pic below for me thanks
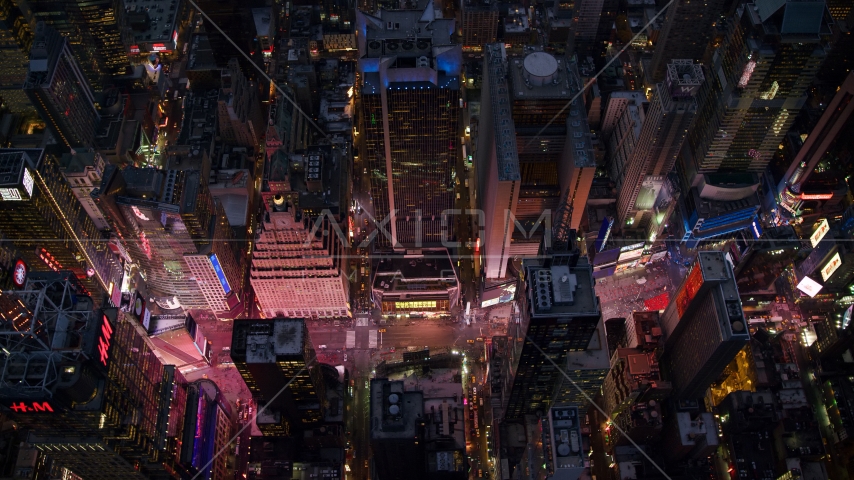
[23,22,100,148]
[505,249,601,419]
[250,192,350,319]
[660,251,748,399]
[356,5,461,247]
[218,58,265,148]
[613,60,702,237]
[0,149,121,299]
[232,318,328,434]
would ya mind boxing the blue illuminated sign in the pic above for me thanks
[208,254,231,295]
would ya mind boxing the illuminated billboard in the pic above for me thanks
[618,243,645,263]
[796,276,823,298]
[208,254,232,295]
[673,261,705,318]
[810,218,829,248]
[821,252,843,282]
[98,314,114,367]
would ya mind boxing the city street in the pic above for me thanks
[595,258,688,320]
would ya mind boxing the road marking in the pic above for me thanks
[369,330,378,348]
[346,331,356,349]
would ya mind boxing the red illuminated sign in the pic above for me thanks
[674,261,704,317]
[152,44,168,52]
[98,314,113,367]
[9,401,54,413]
[12,259,27,288]
[130,45,140,54]
[800,193,833,200]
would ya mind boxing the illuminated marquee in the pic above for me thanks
[821,252,843,282]
[810,218,830,248]
[796,276,823,298]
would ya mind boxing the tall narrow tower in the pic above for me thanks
[614,60,702,237]
[356,3,461,247]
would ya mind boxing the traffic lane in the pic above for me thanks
[378,324,463,349]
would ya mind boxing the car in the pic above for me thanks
[478,469,483,477]
[319,345,328,349]
[476,337,484,342]
[467,339,475,344]
[379,328,387,333]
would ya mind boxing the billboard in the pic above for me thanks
[796,276,823,298]
[673,261,704,318]
[594,216,614,253]
[11,259,27,288]
[821,252,843,282]
[208,254,231,295]
[618,243,645,263]
[810,218,829,248]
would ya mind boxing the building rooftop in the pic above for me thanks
[252,8,273,38]
[504,13,530,33]
[358,2,454,45]
[509,48,575,99]
[675,412,719,449]
[373,250,459,293]
[525,257,601,319]
[548,406,588,477]
[565,318,610,370]
[484,44,521,182]
[177,89,219,152]
[0,150,38,190]
[232,318,307,363]
[122,0,180,46]
[371,379,424,439]
[187,34,219,70]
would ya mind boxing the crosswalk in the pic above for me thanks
[346,330,356,349]
[369,329,378,348]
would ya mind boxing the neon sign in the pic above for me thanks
[8,401,54,413]
[801,193,833,201]
[152,44,168,52]
[98,314,113,367]
[130,45,140,54]
[674,261,704,317]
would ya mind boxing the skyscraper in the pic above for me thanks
[683,0,833,177]
[16,0,128,90]
[0,279,190,478]
[778,72,854,215]
[460,0,498,50]
[660,251,748,399]
[95,163,242,313]
[23,22,99,148]
[550,318,610,416]
[218,58,265,148]
[251,189,350,319]
[647,0,726,83]
[231,318,327,434]
[0,0,33,115]
[477,43,521,280]
[0,149,122,299]
[356,3,461,247]
[613,60,702,236]
[505,247,601,419]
